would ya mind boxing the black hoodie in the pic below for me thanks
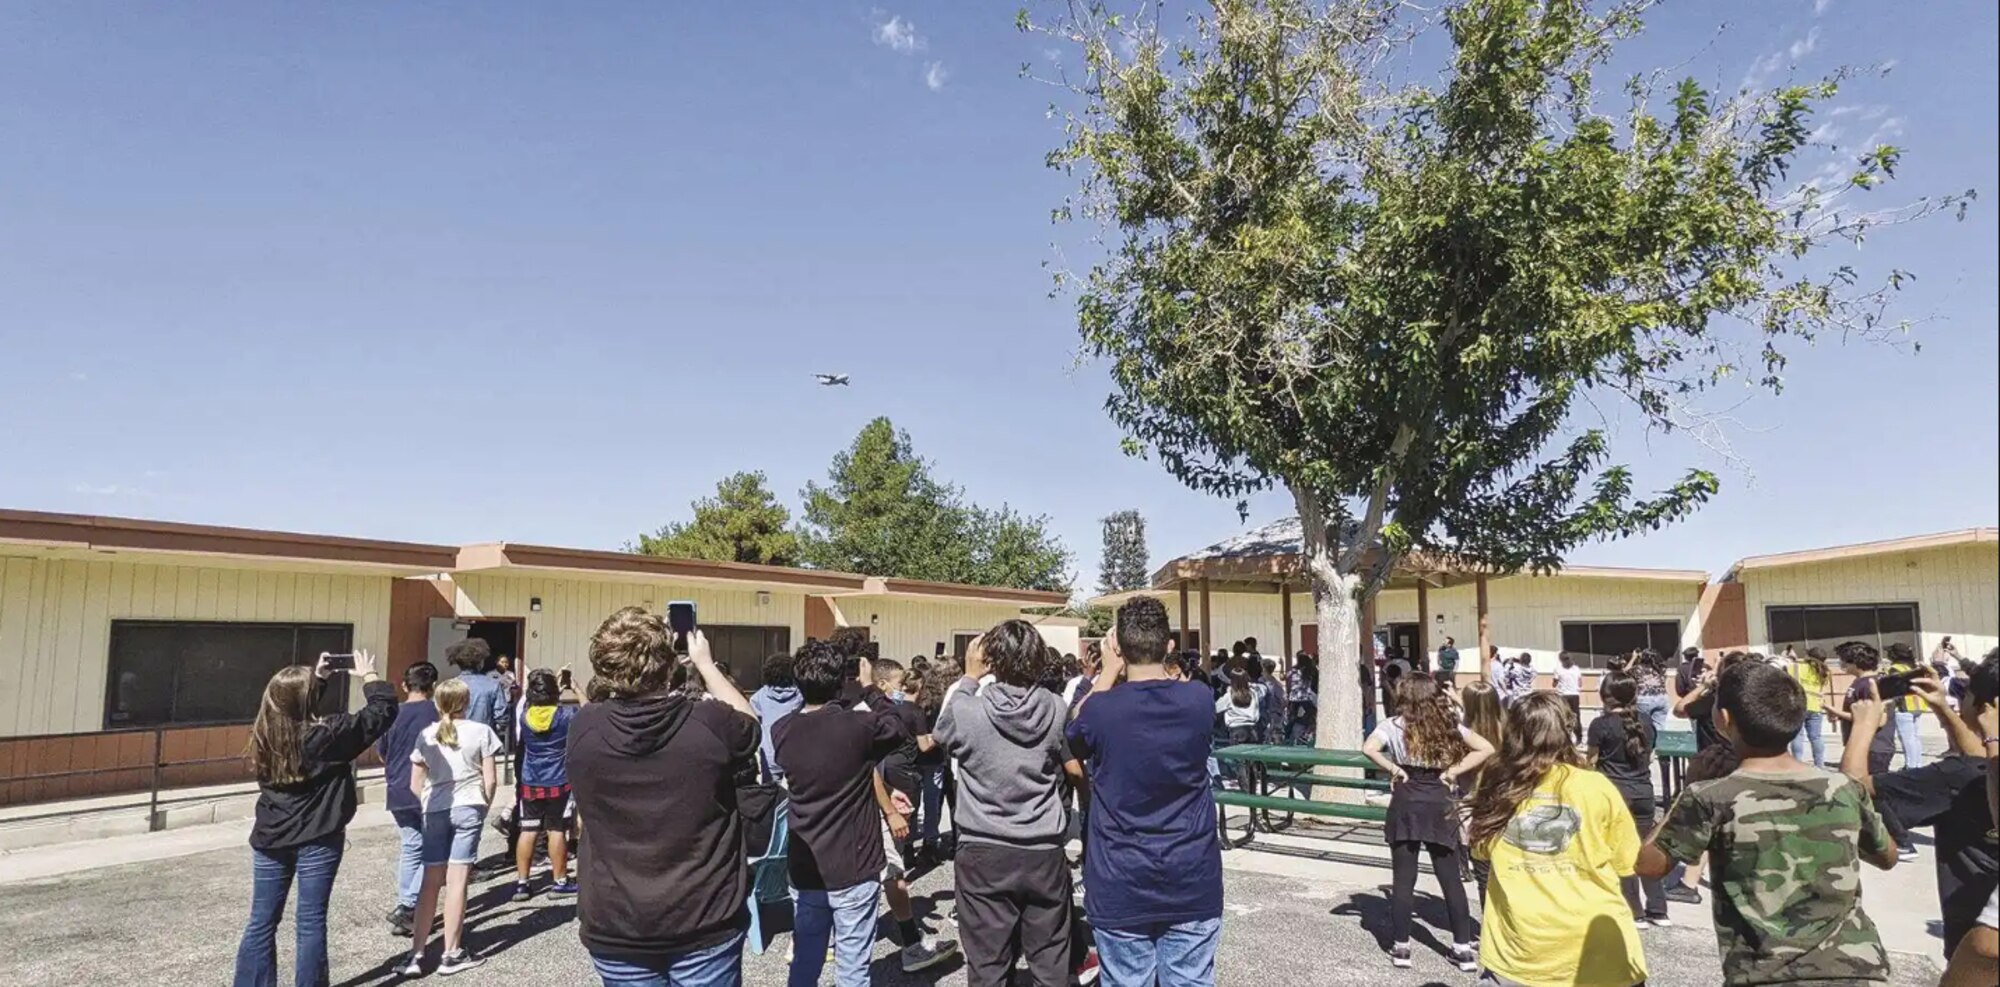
[567,691,760,960]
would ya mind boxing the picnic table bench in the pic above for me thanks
[1211,744,1388,848]
[1656,729,1696,804]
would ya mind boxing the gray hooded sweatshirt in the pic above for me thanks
[933,681,1070,848]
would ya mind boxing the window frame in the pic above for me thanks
[102,619,356,730]
[1555,619,1684,670]
[1762,602,1923,659]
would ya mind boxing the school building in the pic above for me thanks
[0,508,1067,811]
[1089,519,1998,679]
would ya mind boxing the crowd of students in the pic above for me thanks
[226,601,1997,987]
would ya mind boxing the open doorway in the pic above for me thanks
[1386,622,1423,668]
[465,619,525,673]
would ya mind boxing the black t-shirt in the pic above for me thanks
[772,704,909,890]
[876,699,930,798]
[567,694,761,960]
[914,703,946,768]
[1839,676,1898,759]
[1587,712,1656,801]
[1872,754,1999,958]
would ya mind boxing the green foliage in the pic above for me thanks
[634,470,802,567]
[1097,509,1152,593]
[800,417,1073,592]
[1038,0,1967,586]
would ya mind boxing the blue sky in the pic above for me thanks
[2,1,1994,592]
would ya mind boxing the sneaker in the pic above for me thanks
[1898,846,1920,862]
[1389,942,1412,969]
[1645,914,1673,928]
[1451,943,1478,973]
[510,882,531,902]
[901,937,960,973]
[1664,883,1703,905]
[437,949,485,976]
[548,880,578,896]
[387,905,414,937]
[1072,949,1101,985]
[398,952,424,978]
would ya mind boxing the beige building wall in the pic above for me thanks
[0,554,392,738]
[450,573,809,688]
[825,596,1036,663]
[1739,542,1999,659]
[1101,575,1702,673]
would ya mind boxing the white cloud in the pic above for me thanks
[924,61,949,92]
[872,13,925,53]
[1814,0,1832,15]
[67,371,88,382]
[1789,27,1820,61]
[71,483,126,496]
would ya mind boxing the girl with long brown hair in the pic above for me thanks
[1590,671,1671,927]
[1361,674,1494,972]
[235,650,397,987]
[1465,692,1647,987]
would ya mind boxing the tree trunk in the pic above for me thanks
[1296,488,1367,804]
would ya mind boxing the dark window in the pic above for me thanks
[704,624,791,691]
[1765,604,1920,660]
[952,633,981,660]
[1558,620,1683,669]
[104,620,355,728]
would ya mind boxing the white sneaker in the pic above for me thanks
[437,949,485,976]
[901,937,960,973]
[1451,943,1478,972]
[398,952,424,978]
[1645,915,1672,928]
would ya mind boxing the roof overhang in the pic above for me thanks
[1727,527,1998,579]
[0,508,459,576]
[452,543,870,594]
[824,576,1071,609]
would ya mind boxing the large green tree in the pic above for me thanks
[1097,509,1151,593]
[1034,0,1967,755]
[800,418,1073,591]
[634,470,802,566]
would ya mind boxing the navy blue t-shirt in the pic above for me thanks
[376,699,439,814]
[1067,678,1223,930]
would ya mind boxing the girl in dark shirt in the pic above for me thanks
[1589,672,1669,927]
[235,650,398,987]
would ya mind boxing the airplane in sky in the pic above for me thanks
[813,373,850,387]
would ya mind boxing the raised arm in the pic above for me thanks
[686,631,753,718]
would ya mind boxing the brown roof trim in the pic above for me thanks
[1728,527,1998,576]
[455,543,870,592]
[875,577,1070,607]
[0,508,459,570]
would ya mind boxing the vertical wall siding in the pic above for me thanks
[830,597,1033,664]
[1741,543,2000,659]
[1154,575,1701,672]
[450,574,807,690]
[0,554,393,738]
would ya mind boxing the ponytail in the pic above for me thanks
[1600,672,1649,763]
[432,677,470,749]
[1228,661,1252,708]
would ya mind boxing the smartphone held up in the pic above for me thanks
[667,601,697,657]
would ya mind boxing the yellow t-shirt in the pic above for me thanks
[1475,765,1648,987]
[1789,659,1827,713]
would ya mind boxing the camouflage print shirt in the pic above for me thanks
[1654,767,1893,986]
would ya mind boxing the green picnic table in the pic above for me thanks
[1655,729,1696,804]
[1211,744,1388,848]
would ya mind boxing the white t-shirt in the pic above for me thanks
[411,719,502,813]
[1216,684,1265,729]
[1554,665,1584,696]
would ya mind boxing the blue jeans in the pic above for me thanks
[1094,917,1221,987]
[232,833,344,987]
[918,764,947,848]
[1892,710,1925,769]
[1790,712,1827,768]
[591,932,745,987]
[1636,694,1670,738]
[391,808,425,909]
[789,881,879,987]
